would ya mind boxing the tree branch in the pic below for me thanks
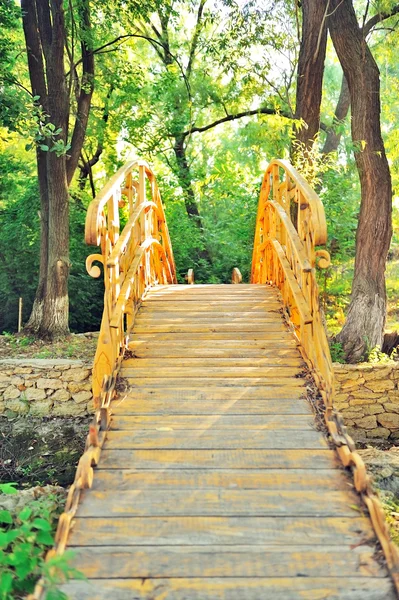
[180,106,292,137]
[186,0,206,80]
[363,4,399,35]
[66,0,94,184]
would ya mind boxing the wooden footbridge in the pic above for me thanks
[33,160,399,598]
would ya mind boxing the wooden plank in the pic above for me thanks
[135,313,283,322]
[68,545,385,579]
[76,488,361,517]
[129,332,294,340]
[120,366,304,379]
[122,357,305,368]
[129,338,299,348]
[146,284,273,293]
[122,377,306,388]
[133,323,288,333]
[112,398,311,416]
[114,387,307,402]
[60,578,396,600]
[97,449,336,470]
[92,468,350,491]
[69,515,375,546]
[127,344,300,358]
[140,302,282,310]
[104,429,327,450]
[110,415,314,430]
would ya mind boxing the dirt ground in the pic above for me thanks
[0,332,98,361]
[0,416,90,488]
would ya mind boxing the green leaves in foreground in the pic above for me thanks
[0,484,83,599]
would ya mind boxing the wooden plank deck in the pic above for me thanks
[62,284,396,599]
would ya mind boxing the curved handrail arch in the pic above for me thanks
[85,159,176,401]
[251,158,333,405]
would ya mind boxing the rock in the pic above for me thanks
[49,388,71,402]
[363,366,394,381]
[68,382,92,394]
[29,399,53,416]
[381,403,399,415]
[52,401,86,416]
[366,427,391,439]
[358,446,399,474]
[72,391,92,404]
[349,398,376,406]
[341,377,363,388]
[25,387,47,401]
[353,415,377,429]
[10,376,24,386]
[363,404,385,415]
[5,398,29,414]
[61,368,91,383]
[349,390,383,400]
[12,367,33,374]
[334,393,349,402]
[377,412,399,429]
[0,485,66,514]
[86,399,95,412]
[36,378,64,390]
[3,386,20,401]
[365,380,395,393]
[341,410,365,420]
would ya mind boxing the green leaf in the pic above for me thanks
[0,483,18,495]
[32,518,52,531]
[0,511,12,525]
[0,571,13,594]
[0,529,19,548]
[36,530,54,545]
[39,144,49,151]
[18,507,32,521]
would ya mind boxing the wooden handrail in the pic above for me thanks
[251,158,334,407]
[85,159,176,402]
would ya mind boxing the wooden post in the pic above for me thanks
[18,297,23,333]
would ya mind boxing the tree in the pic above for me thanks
[327,0,393,361]
[293,0,327,154]
[20,0,94,339]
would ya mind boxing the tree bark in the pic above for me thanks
[294,0,328,151]
[173,135,203,226]
[173,135,213,267]
[321,75,350,155]
[21,0,94,339]
[328,0,393,362]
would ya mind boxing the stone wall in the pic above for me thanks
[0,359,93,417]
[334,363,399,441]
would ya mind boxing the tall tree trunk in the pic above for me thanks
[21,0,93,339]
[173,135,212,268]
[294,0,328,151]
[328,0,392,362]
[321,75,350,155]
[173,135,203,226]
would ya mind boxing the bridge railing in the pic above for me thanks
[85,159,176,403]
[251,158,334,409]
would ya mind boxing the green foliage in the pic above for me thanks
[366,345,395,364]
[329,340,345,363]
[0,484,81,599]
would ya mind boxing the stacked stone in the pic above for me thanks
[0,360,93,417]
[333,363,399,441]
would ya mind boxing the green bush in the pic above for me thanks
[0,483,82,600]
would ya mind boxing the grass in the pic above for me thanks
[0,332,98,361]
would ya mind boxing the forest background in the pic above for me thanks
[1,0,399,360]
